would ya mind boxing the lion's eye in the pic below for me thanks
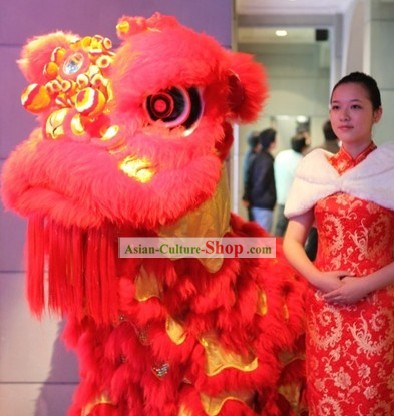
[145,87,203,130]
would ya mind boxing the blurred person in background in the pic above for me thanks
[243,128,277,232]
[242,131,260,220]
[274,133,310,236]
[304,120,339,260]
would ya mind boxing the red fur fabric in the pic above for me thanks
[1,13,306,415]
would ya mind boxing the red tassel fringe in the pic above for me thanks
[26,215,45,316]
[26,216,118,324]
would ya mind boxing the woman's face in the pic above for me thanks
[329,82,382,148]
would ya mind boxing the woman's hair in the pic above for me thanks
[331,71,382,110]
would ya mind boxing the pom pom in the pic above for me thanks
[21,83,52,113]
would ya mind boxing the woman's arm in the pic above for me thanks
[283,211,344,293]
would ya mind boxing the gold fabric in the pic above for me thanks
[256,289,268,316]
[45,108,69,139]
[165,316,186,345]
[177,404,193,416]
[159,167,231,273]
[200,390,254,416]
[118,155,155,183]
[134,265,163,301]
[200,332,258,376]
[81,393,112,416]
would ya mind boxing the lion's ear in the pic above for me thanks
[226,52,269,123]
[18,31,79,84]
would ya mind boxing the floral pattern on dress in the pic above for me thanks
[305,144,394,415]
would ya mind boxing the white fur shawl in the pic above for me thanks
[285,142,394,218]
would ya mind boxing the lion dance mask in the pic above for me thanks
[1,13,306,416]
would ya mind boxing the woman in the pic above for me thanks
[284,72,394,415]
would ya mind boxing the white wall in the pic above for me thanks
[369,0,394,144]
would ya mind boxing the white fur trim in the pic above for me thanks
[285,142,394,218]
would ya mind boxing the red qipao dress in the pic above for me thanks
[285,142,394,416]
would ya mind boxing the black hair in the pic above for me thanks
[259,128,276,151]
[247,131,260,148]
[331,71,381,110]
[291,135,308,153]
[322,120,337,141]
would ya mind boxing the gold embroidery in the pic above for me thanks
[22,35,116,142]
[118,155,155,183]
[134,265,163,301]
[165,316,186,345]
[309,302,344,350]
[308,192,394,415]
[178,404,193,416]
[200,390,254,416]
[278,383,304,414]
[200,332,258,376]
[348,308,394,358]
[45,108,69,139]
[256,290,268,316]
[81,393,112,416]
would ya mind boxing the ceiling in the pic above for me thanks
[235,0,356,45]
[237,27,320,44]
[236,0,355,16]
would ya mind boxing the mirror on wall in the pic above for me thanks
[270,115,311,153]
[232,24,333,218]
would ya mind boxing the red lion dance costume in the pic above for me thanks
[1,13,307,416]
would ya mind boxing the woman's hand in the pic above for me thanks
[313,270,347,293]
[323,276,369,305]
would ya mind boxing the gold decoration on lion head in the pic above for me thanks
[21,35,116,142]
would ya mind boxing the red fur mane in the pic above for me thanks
[1,13,306,416]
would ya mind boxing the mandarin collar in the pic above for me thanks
[329,141,377,175]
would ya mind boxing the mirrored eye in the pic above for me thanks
[63,52,85,75]
[145,87,203,130]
